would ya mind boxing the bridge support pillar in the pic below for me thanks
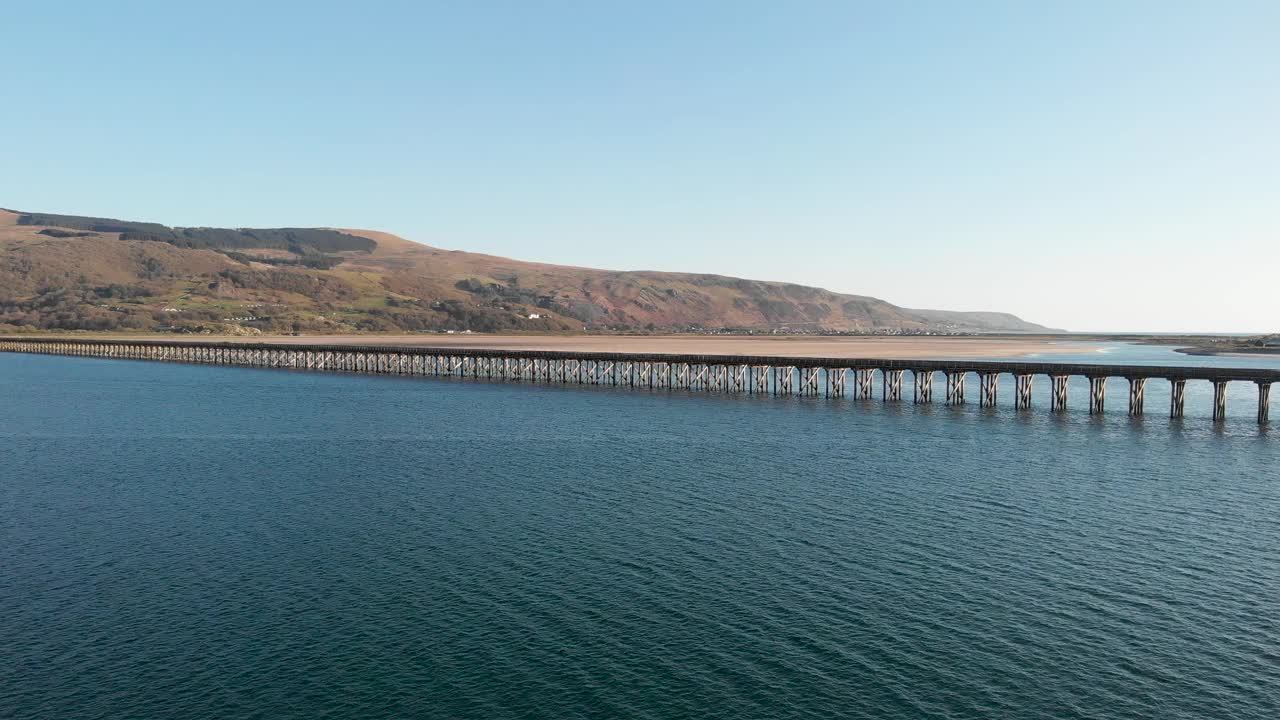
[694,364,710,391]
[1258,382,1272,425]
[1015,374,1034,409]
[749,366,766,394]
[667,362,681,389]
[827,368,847,397]
[945,372,966,405]
[799,367,820,395]
[1127,378,1147,416]
[775,366,795,395]
[1169,379,1187,418]
[1051,375,1070,411]
[1213,381,1228,422]
[913,370,933,404]
[883,370,904,402]
[979,372,999,407]
[1088,377,1107,414]
[855,369,875,400]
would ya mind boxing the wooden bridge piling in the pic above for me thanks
[1089,377,1107,415]
[1128,377,1147,417]
[945,372,966,406]
[979,372,999,408]
[1015,374,1034,410]
[913,370,933,404]
[1212,381,1229,422]
[883,370,904,402]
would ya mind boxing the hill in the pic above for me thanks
[0,208,1056,335]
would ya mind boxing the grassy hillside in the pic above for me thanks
[0,208,1054,335]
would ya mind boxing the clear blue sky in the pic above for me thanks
[3,1,1275,332]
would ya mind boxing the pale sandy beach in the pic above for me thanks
[60,334,1098,359]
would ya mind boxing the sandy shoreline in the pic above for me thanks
[14,333,1100,360]
[1175,348,1280,359]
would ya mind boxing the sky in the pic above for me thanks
[2,1,1276,333]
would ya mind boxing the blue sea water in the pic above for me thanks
[1,345,1278,719]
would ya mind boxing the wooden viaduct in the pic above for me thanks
[2,338,1276,425]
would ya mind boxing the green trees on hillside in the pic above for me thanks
[217,250,345,270]
[19,212,376,254]
[0,286,156,330]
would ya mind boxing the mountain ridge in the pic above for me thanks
[0,208,1058,335]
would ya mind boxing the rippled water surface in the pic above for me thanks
[2,350,1278,719]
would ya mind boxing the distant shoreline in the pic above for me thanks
[1174,346,1280,358]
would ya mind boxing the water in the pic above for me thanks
[1020,339,1280,370]
[2,346,1278,719]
